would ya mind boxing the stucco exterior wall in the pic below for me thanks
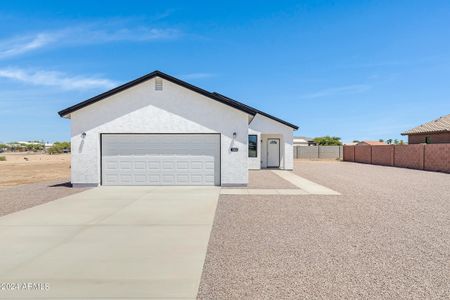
[249,114,294,170]
[247,128,261,169]
[69,77,249,186]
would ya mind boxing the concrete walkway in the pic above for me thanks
[221,171,340,195]
[272,170,340,195]
[0,186,219,299]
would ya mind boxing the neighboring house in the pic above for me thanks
[58,70,298,187]
[356,141,386,146]
[401,114,450,144]
[293,136,316,146]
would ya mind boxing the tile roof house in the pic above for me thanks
[356,141,386,146]
[401,114,450,144]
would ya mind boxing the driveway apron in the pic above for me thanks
[0,186,219,299]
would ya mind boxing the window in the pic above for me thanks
[248,135,257,157]
[425,136,431,144]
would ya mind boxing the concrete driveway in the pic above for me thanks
[0,186,219,299]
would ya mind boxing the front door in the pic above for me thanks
[267,138,280,168]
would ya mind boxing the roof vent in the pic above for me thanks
[155,78,163,91]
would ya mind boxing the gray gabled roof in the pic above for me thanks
[58,70,299,130]
[401,114,450,135]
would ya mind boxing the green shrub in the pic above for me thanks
[48,142,71,154]
[0,156,6,161]
[313,136,342,146]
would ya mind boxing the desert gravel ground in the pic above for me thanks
[0,179,89,216]
[246,170,298,189]
[198,161,450,299]
[0,153,70,187]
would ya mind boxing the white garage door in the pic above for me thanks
[101,134,220,186]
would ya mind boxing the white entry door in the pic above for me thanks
[101,134,220,186]
[267,138,280,168]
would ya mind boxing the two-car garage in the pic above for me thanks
[59,71,297,187]
[101,134,221,186]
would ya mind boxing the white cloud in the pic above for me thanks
[0,33,58,58]
[179,72,216,80]
[0,68,117,90]
[300,84,371,99]
[64,26,180,44]
[0,24,181,59]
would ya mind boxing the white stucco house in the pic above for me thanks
[293,136,316,146]
[58,71,298,187]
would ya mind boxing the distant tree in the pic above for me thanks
[48,142,71,154]
[379,139,384,142]
[352,140,360,143]
[386,139,393,145]
[313,136,342,146]
[25,143,44,152]
[399,140,404,145]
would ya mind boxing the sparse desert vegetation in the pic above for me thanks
[0,153,70,188]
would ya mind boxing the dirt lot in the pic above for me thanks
[198,161,450,299]
[0,153,89,216]
[0,153,70,188]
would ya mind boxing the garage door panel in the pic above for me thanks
[162,161,175,171]
[162,174,176,184]
[102,134,220,186]
[176,174,190,184]
[204,175,215,183]
[191,175,203,183]
[191,161,203,169]
[105,161,118,170]
[120,174,133,183]
[134,174,147,183]
[105,174,119,184]
[176,161,189,170]
[134,161,147,170]
[149,174,161,183]
[148,161,161,170]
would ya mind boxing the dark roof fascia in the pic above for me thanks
[58,70,256,117]
[212,92,299,130]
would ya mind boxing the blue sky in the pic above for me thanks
[1,0,450,143]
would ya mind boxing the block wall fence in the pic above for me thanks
[343,144,450,173]
[294,146,343,160]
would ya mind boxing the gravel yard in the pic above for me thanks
[0,179,89,216]
[198,161,450,299]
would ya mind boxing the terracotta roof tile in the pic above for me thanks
[401,114,450,135]
[357,141,386,146]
